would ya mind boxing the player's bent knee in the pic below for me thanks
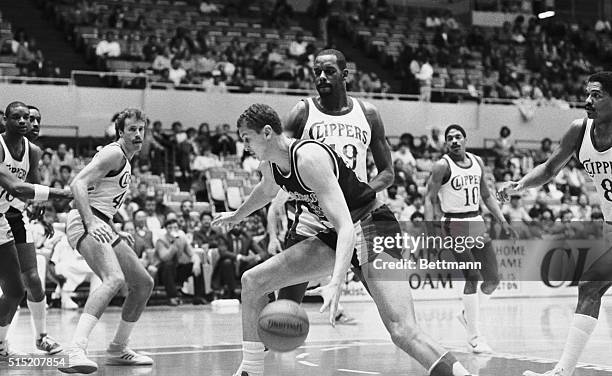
[22,268,41,286]
[241,268,264,295]
[578,282,605,304]
[104,273,126,293]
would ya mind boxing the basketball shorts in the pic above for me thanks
[66,209,119,250]
[0,215,15,246]
[6,207,33,244]
[316,204,403,268]
[440,214,487,240]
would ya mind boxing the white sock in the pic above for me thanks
[27,298,47,337]
[557,314,598,375]
[452,362,470,376]
[0,324,9,343]
[112,320,136,346]
[71,313,98,349]
[478,284,493,307]
[462,293,480,338]
[240,341,265,376]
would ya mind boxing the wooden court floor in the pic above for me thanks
[1,296,611,375]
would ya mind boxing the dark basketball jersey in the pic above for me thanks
[270,140,375,224]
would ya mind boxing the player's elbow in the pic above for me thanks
[8,183,30,200]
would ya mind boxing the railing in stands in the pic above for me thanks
[0,71,588,108]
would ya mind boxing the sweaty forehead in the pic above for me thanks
[125,118,146,128]
[446,129,463,138]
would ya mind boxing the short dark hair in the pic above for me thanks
[27,105,40,113]
[237,103,282,134]
[5,101,27,116]
[164,218,178,227]
[411,212,425,221]
[444,124,466,139]
[42,151,52,159]
[315,49,347,70]
[115,108,146,140]
[587,71,612,95]
[200,211,212,220]
[59,165,72,173]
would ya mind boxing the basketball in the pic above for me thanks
[257,300,310,352]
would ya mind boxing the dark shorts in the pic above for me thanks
[316,204,403,268]
[6,207,28,245]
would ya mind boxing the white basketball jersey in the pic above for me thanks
[0,136,30,214]
[438,152,482,214]
[578,118,612,221]
[300,97,371,182]
[88,143,132,219]
[292,97,372,236]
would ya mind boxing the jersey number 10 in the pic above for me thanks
[463,186,479,207]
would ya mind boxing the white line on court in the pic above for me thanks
[337,368,381,374]
[298,361,318,367]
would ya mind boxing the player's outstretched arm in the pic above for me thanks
[498,119,584,200]
[297,144,356,326]
[0,160,71,202]
[424,160,448,221]
[212,162,280,227]
[362,101,394,192]
[70,147,121,243]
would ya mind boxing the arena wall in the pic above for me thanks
[0,84,585,146]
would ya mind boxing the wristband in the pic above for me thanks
[33,185,50,201]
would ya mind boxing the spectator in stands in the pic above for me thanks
[393,143,416,173]
[192,212,221,249]
[574,193,592,221]
[132,182,150,208]
[425,10,442,28]
[415,56,433,101]
[213,223,268,299]
[154,219,205,306]
[39,151,53,186]
[95,31,121,69]
[126,34,144,61]
[196,50,218,76]
[143,35,161,62]
[400,194,424,222]
[533,137,553,165]
[16,38,43,76]
[493,126,514,162]
[289,31,308,59]
[144,196,163,238]
[555,158,585,197]
[192,145,221,172]
[154,189,171,218]
[152,46,173,73]
[132,209,154,260]
[428,127,445,154]
[195,122,211,153]
[211,123,236,156]
[270,0,294,29]
[385,185,406,218]
[58,165,73,188]
[168,58,187,86]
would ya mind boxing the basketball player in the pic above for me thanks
[268,49,394,316]
[498,71,612,376]
[58,108,154,374]
[214,104,475,376]
[425,124,515,354]
[0,101,73,359]
[26,105,41,142]
[2,103,62,355]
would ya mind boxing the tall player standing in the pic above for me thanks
[425,124,515,353]
[268,49,394,309]
[58,108,154,374]
[498,72,612,376]
[0,101,73,359]
[2,103,63,355]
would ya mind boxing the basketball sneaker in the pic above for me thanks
[334,312,357,325]
[36,333,63,354]
[467,335,493,354]
[0,340,27,361]
[106,342,154,365]
[58,346,98,374]
[523,367,566,376]
[456,309,468,329]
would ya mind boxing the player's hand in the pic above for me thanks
[211,212,242,228]
[267,236,282,254]
[496,181,523,203]
[501,222,519,240]
[87,221,114,243]
[118,231,135,247]
[305,281,342,327]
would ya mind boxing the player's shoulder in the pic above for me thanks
[431,157,450,174]
[94,142,124,163]
[295,140,327,162]
[561,118,588,143]
[28,141,42,156]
